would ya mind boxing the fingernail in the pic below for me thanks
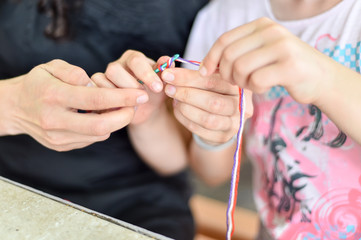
[152,81,163,92]
[165,85,176,96]
[199,66,207,76]
[162,71,174,82]
[136,94,149,104]
[87,80,95,87]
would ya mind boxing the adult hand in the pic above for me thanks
[161,67,253,145]
[92,51,170,125]
[6,59,148,151]
[200,17,337,105]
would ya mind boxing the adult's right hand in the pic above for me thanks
[0,59,149,151]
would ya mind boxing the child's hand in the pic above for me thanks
[91,50,168,125]
[200,17,337,105]
[161,68,253,144]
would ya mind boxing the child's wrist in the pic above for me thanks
[192,133,237,151]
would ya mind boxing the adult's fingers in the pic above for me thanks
[20,121,110,151]
[105,61,143,89]
[91,72,117,88]
[41,59,91,86]
[59,85,149,110]
[49,106,136,136]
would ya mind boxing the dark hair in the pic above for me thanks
[37,0,83,40]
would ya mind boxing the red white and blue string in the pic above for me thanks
[156,54,246,240]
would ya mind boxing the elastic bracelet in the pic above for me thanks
[192,133,237,151]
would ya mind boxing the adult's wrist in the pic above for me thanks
[0,77,23,135]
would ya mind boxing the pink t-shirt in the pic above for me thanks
[184,0,361,238]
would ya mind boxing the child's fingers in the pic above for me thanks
[201,17,274,77]
[230,43,279,89]
[162,68,238,95]
[173,106,236,144]
[165,84,238,116]
[218,27,280,83]
[175,101,232,131]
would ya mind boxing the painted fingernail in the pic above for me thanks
[199,66,207,76]
[136,94,149,104]
[165,85,176,96]
[162,71,174,82]
[152,81,163,92]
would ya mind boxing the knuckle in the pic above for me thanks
[92,120,109,136]
[123,49,136,58]
[69,67,88,84]
[257,17,272,25]
[187,120,198,132]
[278,38,294,54]
[202,114,219,130]
[209,97,225,113]
[217,33,231,48]
[222,48,234,63]
[267,24,287,39]
[205,75,218,90]
[39,112,55,130]
[233,59,248,80]
[129,52,145,67]
[105,62,119,79]
[46,134,64,146]
[48,59,65,66]
[180,88,190,102]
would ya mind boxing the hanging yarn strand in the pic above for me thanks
[156,55,246,240]
[226,88,246,240]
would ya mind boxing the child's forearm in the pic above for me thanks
[127,104,188,175]
[188,136,236,186]
[314,61,361,145]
